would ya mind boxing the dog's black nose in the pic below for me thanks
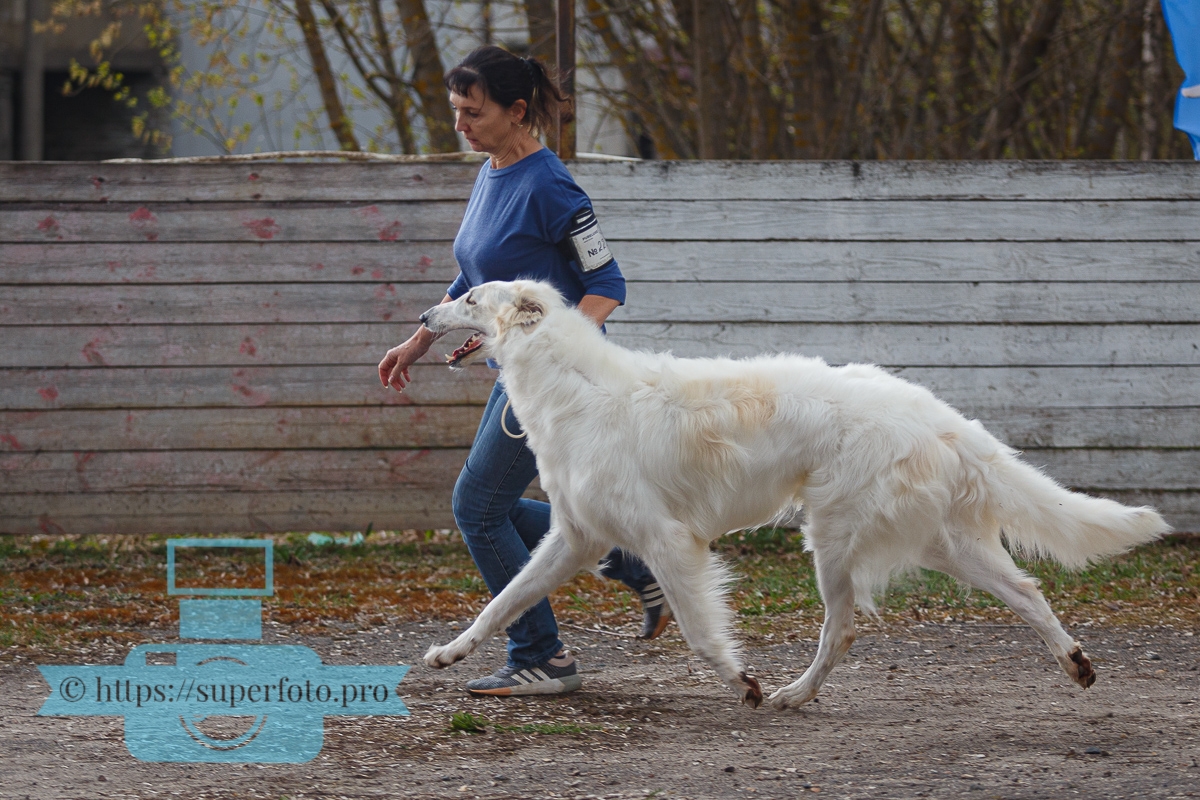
[419,311,430,325]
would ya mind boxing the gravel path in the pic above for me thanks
[3,619,1197,799]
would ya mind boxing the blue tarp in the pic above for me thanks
[1163,0,1200,158]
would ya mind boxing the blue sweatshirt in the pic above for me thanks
[448,149,626,305]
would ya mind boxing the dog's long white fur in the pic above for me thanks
[420,280,1170,709]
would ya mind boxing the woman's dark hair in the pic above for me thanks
[445,46,572,137]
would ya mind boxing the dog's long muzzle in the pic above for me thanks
[418,309,448,342]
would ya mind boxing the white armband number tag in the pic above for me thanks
[566,208,615,272]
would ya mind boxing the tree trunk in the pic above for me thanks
[949,0,977,158]
[781,0,835,157]
[694,0,735,157]
[367,0,417,154]
[525,0,557,67]
[585,0,695,158]
[294,0,360,151]
[1139,0,1162,158]
[1084,1,1142,157]
[738,0,781,157]
[524,0,558,151]
[979,0,1067,157]
[394,0,459,152]
[826,0,884,158]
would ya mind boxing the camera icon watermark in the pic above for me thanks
[37,538,410,763]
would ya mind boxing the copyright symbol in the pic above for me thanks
[59,677,86,703]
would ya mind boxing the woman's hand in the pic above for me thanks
[378,333,431,392]
[379,294,452,392]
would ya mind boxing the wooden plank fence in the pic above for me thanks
[2,161,1198,535]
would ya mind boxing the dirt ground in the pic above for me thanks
[2,616,1197,800]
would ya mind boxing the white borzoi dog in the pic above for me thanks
[419,280,1169,709]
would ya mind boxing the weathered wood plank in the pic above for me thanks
[1014,449,1200,491]
[4,447,1193,494]
[0,364,496,410]
[10,322,1199,369]
[0,242,461,284]
[6,281,1197,326]
[0,283,450,325]
[6,240,1199,285]
[612,283,1200,324]
[0,162,481,203]
[6,161,1200,203]
[0,448,471,493]
[3,406,1197,454]
[5,200,1200,244]
[608,323,1200,367]
[0,202,465,243]
[0,407,483,451]
[613,241,1200,282]
[976,408,1200,449]
[573,160,1200,201]
[0,491,461,535]
[2,366,1195,411]
[893,366,1200,410]
[594,200,1200,242]
[0,324,436,368]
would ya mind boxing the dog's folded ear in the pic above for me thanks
[506,292,545,330]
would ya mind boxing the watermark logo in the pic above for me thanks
[37,539,410,763]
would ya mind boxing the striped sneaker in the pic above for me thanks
[465,652,582,697]
[638,582,673,640]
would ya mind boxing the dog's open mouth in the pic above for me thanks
[446,332,485,369]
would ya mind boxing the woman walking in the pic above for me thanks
[378,46,670,697]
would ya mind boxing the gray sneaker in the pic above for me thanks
[638,582,673,640]
[465,651,582,697]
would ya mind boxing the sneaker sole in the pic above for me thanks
[467,674,582,697]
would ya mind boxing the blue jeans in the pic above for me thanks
[452,381,656,668]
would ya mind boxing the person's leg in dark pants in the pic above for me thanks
[452,383,562,670]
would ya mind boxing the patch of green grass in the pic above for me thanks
[437,574,486,592]
[450,711,487,733]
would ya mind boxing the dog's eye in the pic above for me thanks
[465,295,476,306]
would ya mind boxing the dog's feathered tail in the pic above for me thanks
[965,437,1170,569]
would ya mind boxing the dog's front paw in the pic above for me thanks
[767,683,818,710]
[424,642,466,669]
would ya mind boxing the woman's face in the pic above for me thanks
[449,84,526,153]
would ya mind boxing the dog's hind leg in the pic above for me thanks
[641,538,763,708]
[927,540,1096,689]
[424,529,605,669]
[768,547,856,710]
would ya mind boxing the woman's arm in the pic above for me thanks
[378,294,452,391]
[577,294,621,327]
